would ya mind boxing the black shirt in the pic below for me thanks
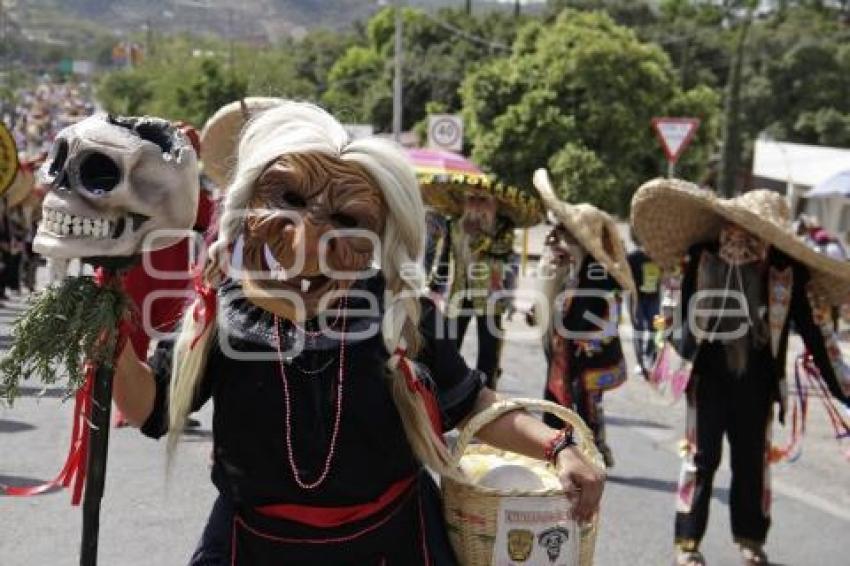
[141,275,483,508]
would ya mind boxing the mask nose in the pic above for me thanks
[286,215,329,272]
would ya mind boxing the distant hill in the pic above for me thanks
[9,1,542,44]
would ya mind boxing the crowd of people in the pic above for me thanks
[1,80,98,301]
[3,90,850,566]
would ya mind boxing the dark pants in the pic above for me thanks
[4,252,21,292]
[454,306,503,389]
[631,293,660,375]
[542,368,608,453]
[675,343,774,550]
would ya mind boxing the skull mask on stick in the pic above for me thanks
[34,114,199,260]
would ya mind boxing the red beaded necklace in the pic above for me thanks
[273,296,348,490]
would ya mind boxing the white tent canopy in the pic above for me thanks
[753,138,850,190]
[752,139,850,241]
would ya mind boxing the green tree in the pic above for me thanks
[174,59,247,127]
[97,70,153,116]
[738,5,850,155]
[462,9,720,214]
[324,6,524,132]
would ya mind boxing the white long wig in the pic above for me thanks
[167,101,453,474]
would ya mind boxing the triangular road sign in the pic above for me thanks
[652,117,700,164]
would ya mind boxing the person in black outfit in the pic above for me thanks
[529,169,636,469]
[631,180,850,566]
[111,102,604,565]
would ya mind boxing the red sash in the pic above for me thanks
[255,475,416,528]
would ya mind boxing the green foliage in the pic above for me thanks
[737,6,850,159]
[548,144,619,211]
[462,9,720,214]
[174,59,248,128]
[97,30,356,126]
[87,0,850,200]
[546,0,658,27]
[98,69,154,116]
[0,277,130,405]
[324,6,525,132]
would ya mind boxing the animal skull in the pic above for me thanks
[34,114,199,260]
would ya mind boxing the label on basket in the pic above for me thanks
[492,497,580,566]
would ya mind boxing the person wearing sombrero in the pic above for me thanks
[631,179,850,566]
[436,174,539,390]
[529,169,636,468]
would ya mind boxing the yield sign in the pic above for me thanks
[652,117,700,164]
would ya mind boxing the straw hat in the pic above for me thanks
[200,97,283,188]
[532,169,635,297]
[419,172,544,228]
[630,178,850,305]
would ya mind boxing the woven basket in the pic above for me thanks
[442,398,604,566]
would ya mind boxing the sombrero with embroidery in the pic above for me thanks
[410,148,543,228]
[532,168,635,297]
[630,178,850,304]
[200,97,283,188]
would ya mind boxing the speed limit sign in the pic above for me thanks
[428,114,463,152]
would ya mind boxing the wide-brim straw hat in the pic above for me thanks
[200,97,283,188]
[420,172,544,228]
[631,178,850,305]
[532,169,636,297]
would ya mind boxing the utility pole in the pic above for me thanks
[228,8,235,74]
[514,0,521,18]
[145,18,153,58]
[465,0,472,15]
[392,1,403,141]
[717,8,752,198]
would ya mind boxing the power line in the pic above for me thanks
[419,11,512,52]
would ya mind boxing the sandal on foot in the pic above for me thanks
[739,544,768,565]
[675,550,705,566]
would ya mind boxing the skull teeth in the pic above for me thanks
[41,209,115,240]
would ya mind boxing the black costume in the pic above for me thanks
[673,243,850,551]
[141,276,484,565]
[542,255,626,458]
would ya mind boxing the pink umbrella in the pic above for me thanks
[406,147,485,178]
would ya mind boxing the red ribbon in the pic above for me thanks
[800,355,850,442]
[191,277,217,349]
[773,353,850,464]
[1,270,131,503]
[394,348,443,438]
[2,366,93,503]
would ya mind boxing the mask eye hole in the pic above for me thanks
[330,212,358,229]
[79,152,121,195]
[281,191,307,208]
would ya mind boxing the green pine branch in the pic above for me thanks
[0,277,130,405]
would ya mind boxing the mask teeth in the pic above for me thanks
[43,209,113,239]
[263,244,289,280]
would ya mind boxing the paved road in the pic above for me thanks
[2,280,849,565]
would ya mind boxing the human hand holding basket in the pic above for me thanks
[443,398,605,566]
